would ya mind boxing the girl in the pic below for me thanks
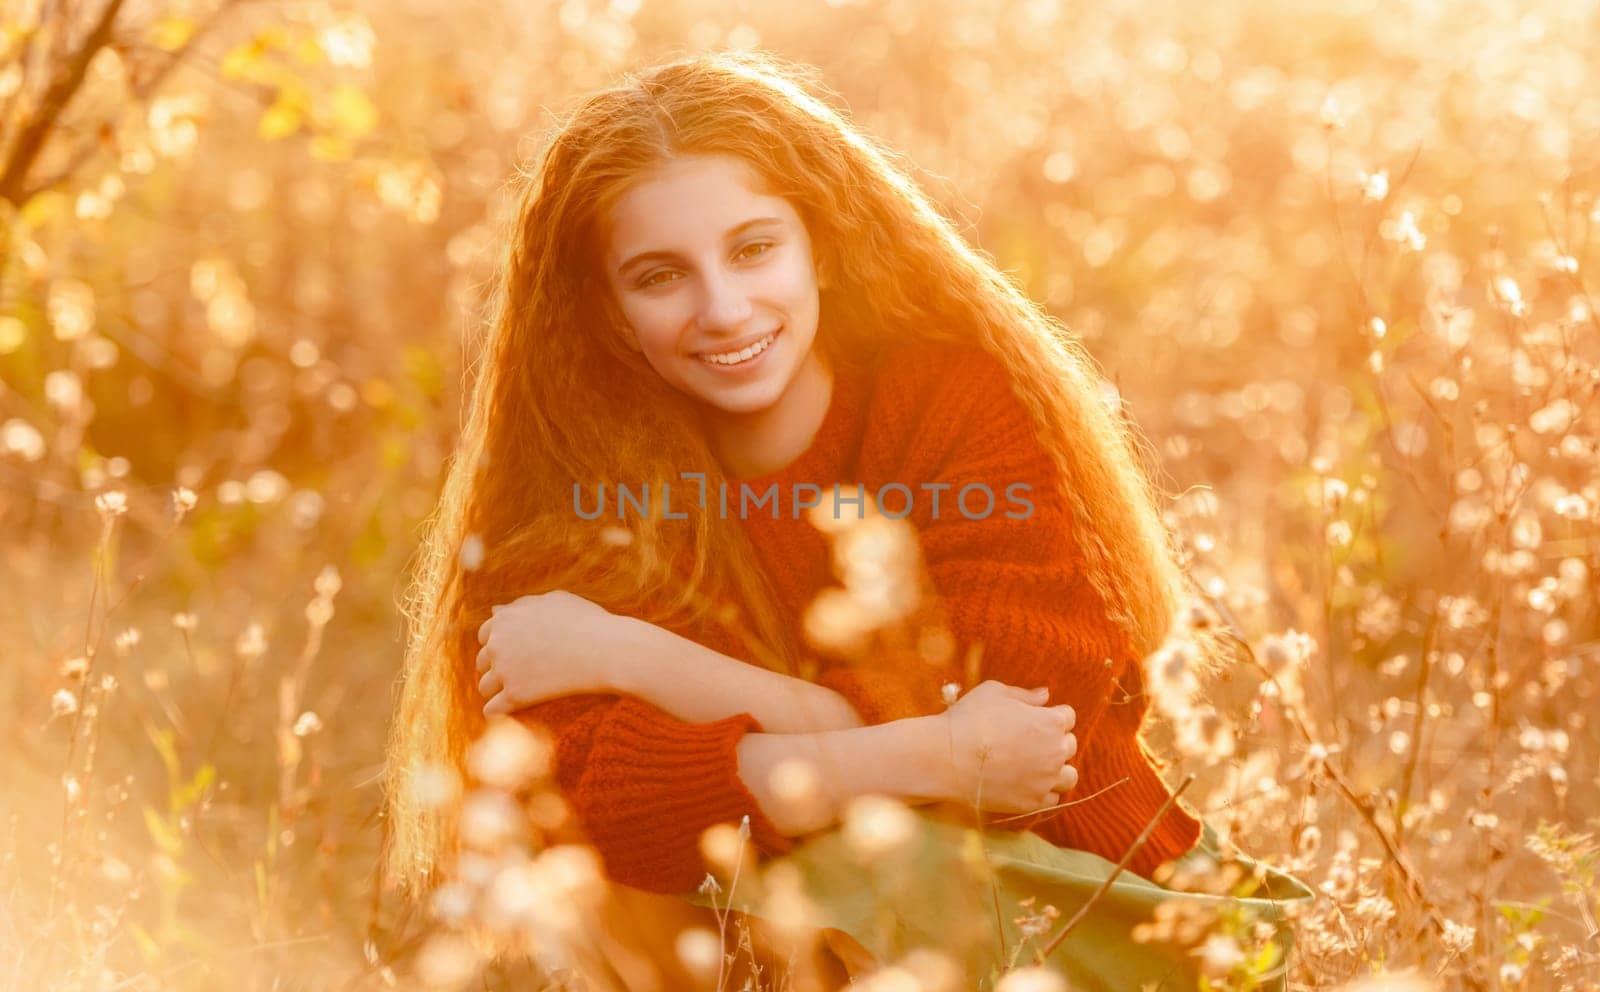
[385,50,1308,990]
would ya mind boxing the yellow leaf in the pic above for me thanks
[176,763,216,811]
[258,94,303,140]
[0,315,26,354]
[327,83,378,138]
[145,724,179,781]
[379,434,409,470]
[258,27,291,51]
[309,134,352,162]
[403,344,443,397]
[19,189,66,229]
[142,808,182,855]
[150,15,195,52]
[129,923,160,963]
[292,36,324,65]
[219,39,266,81]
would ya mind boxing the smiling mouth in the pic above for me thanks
[696,328,781,366]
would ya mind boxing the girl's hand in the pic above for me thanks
[475,590,639,717]
[937,680,1078,815]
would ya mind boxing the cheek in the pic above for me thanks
[772,252,821,299]
[617,294,668,332]
[619,294,686,347]
[789,259,823,315]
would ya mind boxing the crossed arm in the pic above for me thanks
[597,614,871,734]
[474,599,961,835]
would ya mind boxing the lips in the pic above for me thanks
[695,326,781,366]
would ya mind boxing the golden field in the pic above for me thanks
[1,0,1596,988]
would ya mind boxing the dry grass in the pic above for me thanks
[2,0,1597,988]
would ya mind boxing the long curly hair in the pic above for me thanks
[383,49,1215,895]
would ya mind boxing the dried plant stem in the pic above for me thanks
[706,824,749,992]
[965,753,1010,967]
[1035,773,1194,962]
[48,512,117,925]
[1246,654,1489,990]
[1394,608,1440,845]
[1537,196,1600,345]
[990,777,1130,826]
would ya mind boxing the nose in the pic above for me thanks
[695,265,754,335]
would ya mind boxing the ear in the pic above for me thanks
[814,249,835,292]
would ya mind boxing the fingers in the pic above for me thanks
[1061,732,1078,762]
[475,645,492,675]
[478,601,514,644]
[483,692,511,717]
[996,683,1051,704]
[1054,703,1076,729]
[477,668,501,700]
[1055,763,1079,794]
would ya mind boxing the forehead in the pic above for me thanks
[604,155,797,257]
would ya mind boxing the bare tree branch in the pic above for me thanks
[18,1,246,201]
[0,0,128,206]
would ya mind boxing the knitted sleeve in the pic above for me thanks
[928,357,1199,876]
[825,345,1200,877]
[515,693,795,895]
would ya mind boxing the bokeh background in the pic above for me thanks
[2,0,1597,988]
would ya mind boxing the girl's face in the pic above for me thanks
[602,153,824,418]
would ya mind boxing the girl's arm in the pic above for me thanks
[739,680,1078,836]
[736,714,951,835]
[609,616,868,734]
[508,686,1054,894]
[487,609,1074,830]
[477,593,866,734]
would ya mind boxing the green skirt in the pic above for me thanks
[684,807,1314,991]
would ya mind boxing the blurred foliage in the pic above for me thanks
[2,0,1598,988]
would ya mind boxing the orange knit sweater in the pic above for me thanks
[518,340,1201,895]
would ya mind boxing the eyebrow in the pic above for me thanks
[615,216,785,277]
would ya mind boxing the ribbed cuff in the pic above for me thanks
[568,696,795,895]
[1036,724,1201,879]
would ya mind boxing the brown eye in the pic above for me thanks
[638,269,679,289]
[736,242,773,261]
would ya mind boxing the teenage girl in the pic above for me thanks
[386,50,1305,991]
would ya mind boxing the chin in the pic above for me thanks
[700,388,784,416]
[691,374,789,414]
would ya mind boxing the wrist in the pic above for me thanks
[820,688,868,731]
[904,713,958,804]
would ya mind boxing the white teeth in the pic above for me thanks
[700,330,776,366]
